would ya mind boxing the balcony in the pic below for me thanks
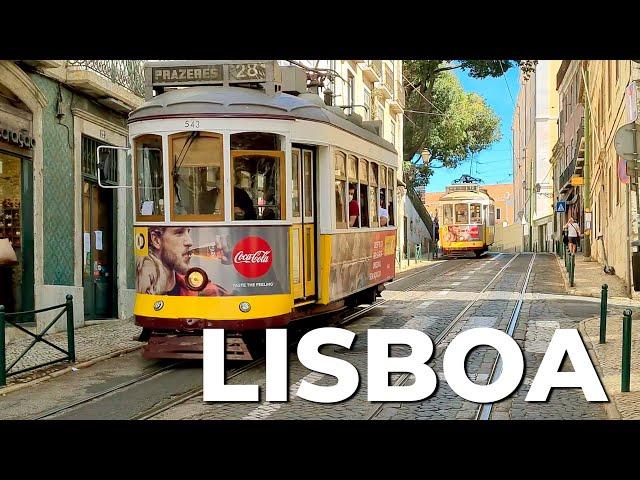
[389,80,405,114]
[360,60,381,83]
[558,117,585,193]
[64,60,145,112]
[376,64,393,100]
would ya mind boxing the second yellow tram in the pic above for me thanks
[437,181,495,257]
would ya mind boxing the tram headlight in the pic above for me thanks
[239,301,251,313]
[186,268,208,291]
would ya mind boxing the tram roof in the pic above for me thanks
[438,191,493,202]
[128,86,397,154]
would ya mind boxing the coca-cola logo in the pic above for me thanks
[232,236,273,278]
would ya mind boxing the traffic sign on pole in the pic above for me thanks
[556,201,566,213]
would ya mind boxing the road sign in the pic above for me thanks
[614,121,639,160]
[619,156,630,184]
[556,201,566,213]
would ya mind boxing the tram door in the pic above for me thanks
[291,147,316,300]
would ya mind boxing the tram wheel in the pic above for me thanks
[474,250,483,258]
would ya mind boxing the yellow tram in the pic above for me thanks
[97,60,399,359]
[437,178,495,257]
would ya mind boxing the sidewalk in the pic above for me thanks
[1,318,142,393]
[552,252,640,418]
[581,315,640,419]
[557,252,640,303]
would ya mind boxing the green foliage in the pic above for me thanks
[403,60,537,188]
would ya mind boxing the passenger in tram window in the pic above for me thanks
[234,186,257,220]
[388,200,394,226]
[379,197,389,227]
[137,227,230,297]
[196,170,221,215]
[348,184,359,227]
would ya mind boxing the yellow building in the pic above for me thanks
[584,60,640,294]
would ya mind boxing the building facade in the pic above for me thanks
[583,60,640,294]
[292,60,410,259]
[552,60,585,248]
[512,60,561,252]
[0,60,143,331]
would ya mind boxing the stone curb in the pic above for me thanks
[0,344,143,396]
[577,316,622,420]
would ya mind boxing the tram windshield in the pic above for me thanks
[170,132,224,220]
[454,203,469,224]
[443,204,453,224]
[135,134,164,219]
[470,203,482,224]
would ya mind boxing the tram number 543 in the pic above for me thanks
[184,120,200,129]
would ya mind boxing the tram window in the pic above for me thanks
[335,152,347,229]
[348,182,360,227]
[455,204,469,224]
[292,149,301,218]
[387,168,395,226]
[303,150,313,218]
[443,204,453,224]
[470,203,482,224]
[359,159,369,227]
[232,151,284,220]
[134,134,164,220]
[348,155,358,180]
[379,166,388,227]
[369,162,379,227]
[489,204,495,226]
[231,132,279,151]
[169,132,224,220]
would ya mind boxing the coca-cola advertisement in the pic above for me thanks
[135,226,289,296]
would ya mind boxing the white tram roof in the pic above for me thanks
[128,86,397,155]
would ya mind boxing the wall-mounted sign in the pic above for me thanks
[556,201,566,213]
[570,175,584,186]
[619,156,630,184]
[0,123,35,149]
[627,82,638,123]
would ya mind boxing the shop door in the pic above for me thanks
[291,146,316,300]
[0,151,34,319]
[82,180,115,318]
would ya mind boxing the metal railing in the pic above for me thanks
[0,295,76,386]
[559,156,576,190]
[395,80,405,107]
[67,60,145,98]
[384,65,394,93]
[371,60,382,79]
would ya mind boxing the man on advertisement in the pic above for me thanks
[136,226,230,296]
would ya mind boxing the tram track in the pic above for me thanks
[135,254,506,420]
[366,252,528,420]
[475,253,536,420]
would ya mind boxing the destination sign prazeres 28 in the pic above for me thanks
[152,63,267,86]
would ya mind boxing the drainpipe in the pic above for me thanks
[582,65,591,258]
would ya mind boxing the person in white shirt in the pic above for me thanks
[379,199,389,227]
[564,217,581,255]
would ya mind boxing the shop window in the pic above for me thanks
[334,151,347,229]
[134,134,164,220]
[169,132,224,220]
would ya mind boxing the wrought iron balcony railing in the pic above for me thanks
[384,65,393,93]
[67,60,145,98]
[371,60,382,79]
[395,80,405,107]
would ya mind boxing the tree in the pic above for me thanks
[402,60,536,188]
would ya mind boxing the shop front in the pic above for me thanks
[0,87,34,316]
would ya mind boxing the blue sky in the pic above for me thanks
[422,65,520,193]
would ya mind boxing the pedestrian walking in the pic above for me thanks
[564,217,581,255]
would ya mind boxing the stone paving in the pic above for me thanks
[582,313,640,419]
[2,319,142,386]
